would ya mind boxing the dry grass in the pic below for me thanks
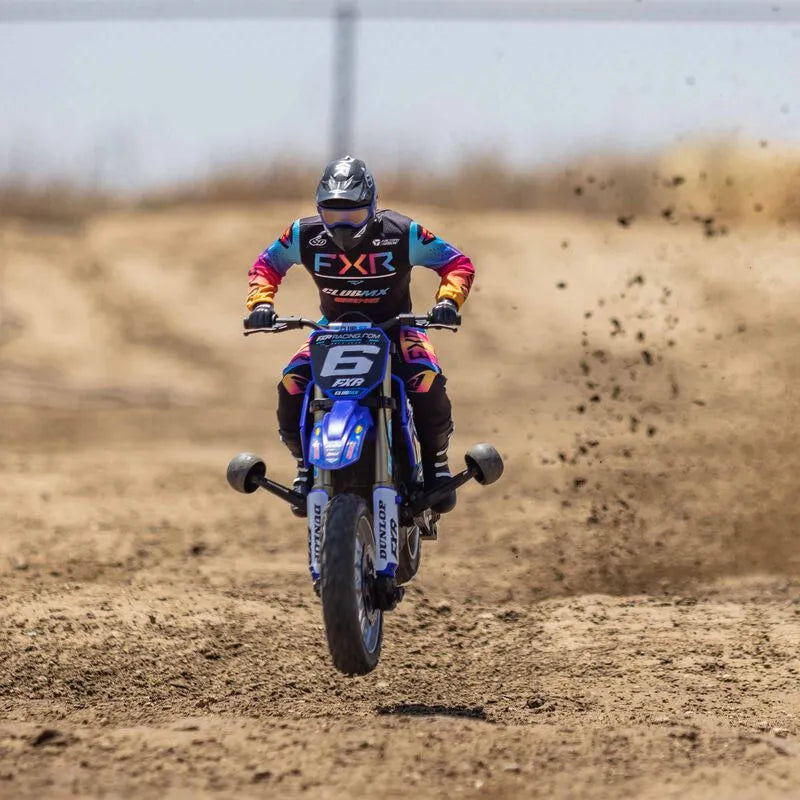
[0,180,114,224]
[2,139,799,226]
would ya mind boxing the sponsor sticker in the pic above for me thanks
[378,498,388,560]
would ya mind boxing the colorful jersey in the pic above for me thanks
[246,209,475,322]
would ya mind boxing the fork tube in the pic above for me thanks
[374,350,399,576]
[312,385,332,493]
[307,384,330,582]
[375,359,392,487]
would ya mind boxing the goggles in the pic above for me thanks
[318,205,372,228]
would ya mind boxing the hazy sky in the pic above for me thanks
[1,12,799,189]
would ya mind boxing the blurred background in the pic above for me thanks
[2,0,800,579]
[3,4,800,797]
[1,1,800,217]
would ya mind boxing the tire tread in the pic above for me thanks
[320,493,382,675]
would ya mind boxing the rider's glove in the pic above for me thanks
[244,303,276,330]
[429,298,461,326]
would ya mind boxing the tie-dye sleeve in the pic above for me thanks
[246,220,301,310]
[408,221,475,309]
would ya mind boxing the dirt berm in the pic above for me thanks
[1,204,799,799]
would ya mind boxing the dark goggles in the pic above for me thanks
[318,205,372,228]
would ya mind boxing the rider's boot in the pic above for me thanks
[280,429,310,517]
[421,431,457,514]
[293,459,312,495]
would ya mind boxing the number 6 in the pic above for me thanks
[320,345,380,377]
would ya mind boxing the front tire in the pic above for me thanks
[320,494,383,675]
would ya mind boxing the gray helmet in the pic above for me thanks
[315,156,377,250]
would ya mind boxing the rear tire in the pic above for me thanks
[395,525,421,585]
[320,494,383,675]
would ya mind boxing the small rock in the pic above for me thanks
[669,729,698,741]
[526,696,556,713]
[173,722,200,732]
[31,729,67,748]
[252,769,272,782]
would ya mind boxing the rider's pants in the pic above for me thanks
[276,327,453,462]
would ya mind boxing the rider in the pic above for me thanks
[244,156,475,514]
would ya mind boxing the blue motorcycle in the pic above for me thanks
[227,313,503,675]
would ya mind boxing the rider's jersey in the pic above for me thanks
[246,209,475,323]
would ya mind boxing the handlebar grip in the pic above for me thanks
[273,316,303,330]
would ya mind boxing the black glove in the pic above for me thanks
[429,298,461,326]
[244,303,276,330]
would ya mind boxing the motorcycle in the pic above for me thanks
[226,313,504,675]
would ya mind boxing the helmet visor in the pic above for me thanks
[318,205,372,228]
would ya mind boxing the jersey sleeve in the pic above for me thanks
[246,220,301,310]
[408,221,475,309]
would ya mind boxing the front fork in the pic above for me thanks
[307,384,330,582]
[306,360,400,581]
[374,355,399,577]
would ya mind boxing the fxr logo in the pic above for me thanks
[314,252,395,276]
[332,377,365,388]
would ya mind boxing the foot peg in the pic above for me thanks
[418,513,439,541]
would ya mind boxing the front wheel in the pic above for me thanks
[320,494,383,675]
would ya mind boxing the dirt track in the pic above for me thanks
[1,205,799,799]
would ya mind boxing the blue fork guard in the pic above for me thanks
[308,400,374,470]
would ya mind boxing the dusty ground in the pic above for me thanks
[1,205,799,799]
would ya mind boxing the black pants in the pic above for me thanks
[276,327,453,461]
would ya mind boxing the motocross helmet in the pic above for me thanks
[315,155,377,251]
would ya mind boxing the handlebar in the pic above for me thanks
[243,313,460,336]
[243,316,322,336]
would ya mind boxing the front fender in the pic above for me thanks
[308,400,374,470]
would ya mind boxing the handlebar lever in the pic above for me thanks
[243,326,282,336]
